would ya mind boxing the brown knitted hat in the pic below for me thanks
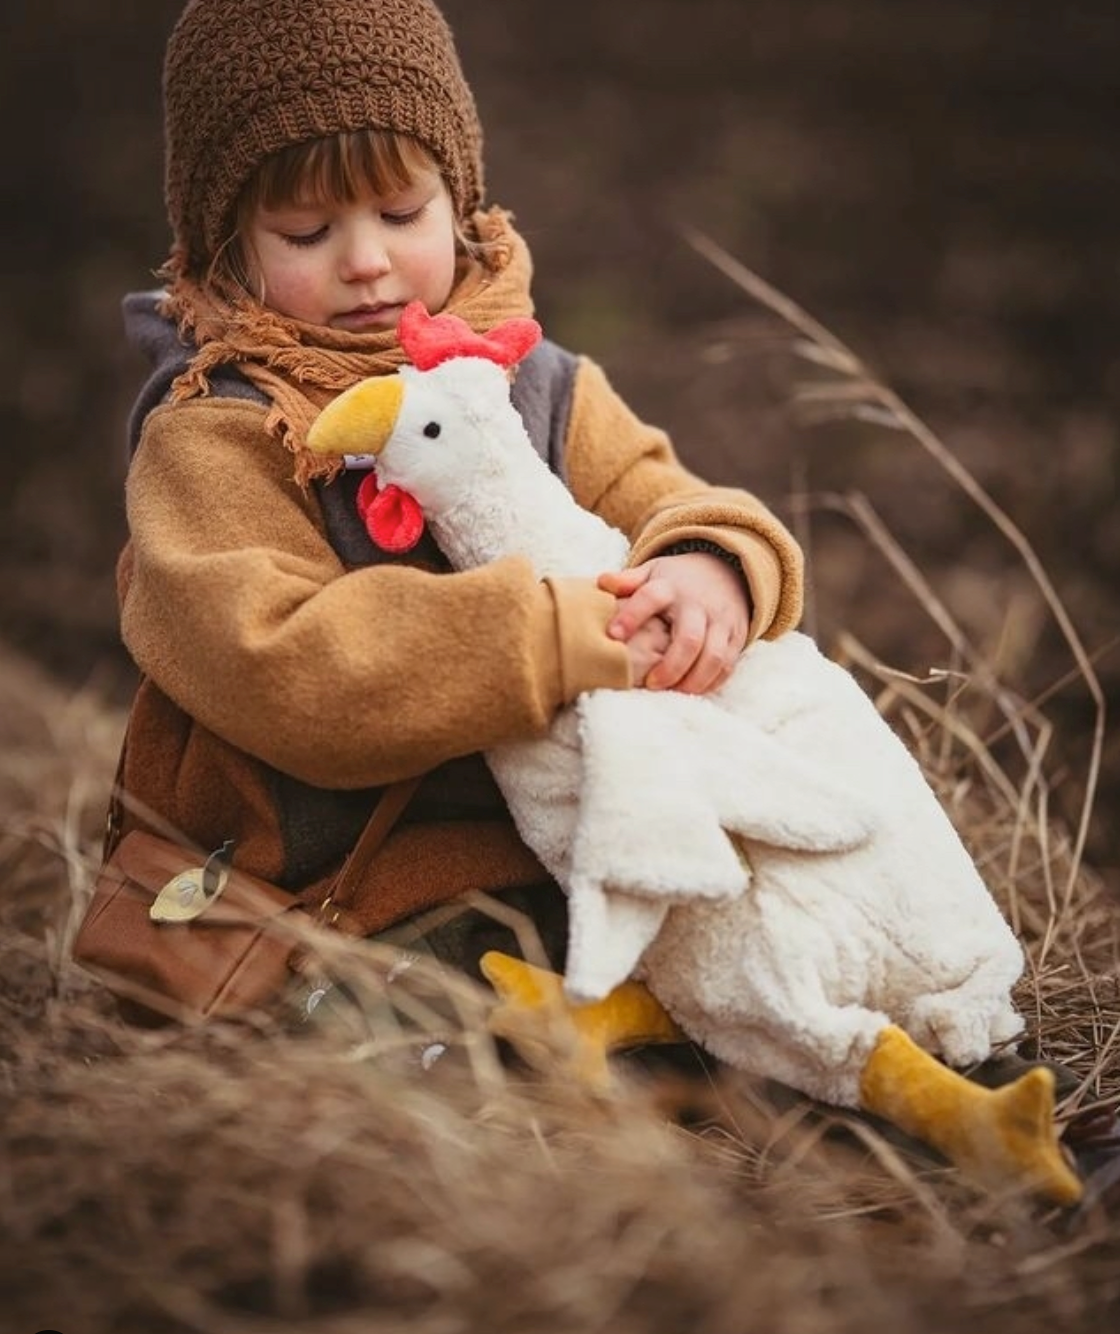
[163,0,484,276]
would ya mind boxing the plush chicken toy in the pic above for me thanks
[307,303,1081,1205]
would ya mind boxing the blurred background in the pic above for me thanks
[1,0,1116,885]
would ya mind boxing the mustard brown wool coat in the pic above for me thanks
[115,293,804,937]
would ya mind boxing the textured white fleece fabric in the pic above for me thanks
[321,354,1025,1107]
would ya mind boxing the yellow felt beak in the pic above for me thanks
[305,376,404,458]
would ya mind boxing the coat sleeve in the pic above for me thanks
[120,397,629,789]
[564,357,804,641]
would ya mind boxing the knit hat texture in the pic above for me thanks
[163,0,484,275]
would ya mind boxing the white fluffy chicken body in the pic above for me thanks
[307,305,1028,1110]
[631,631,1025,1105]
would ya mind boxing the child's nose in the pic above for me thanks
[341,224,391,281]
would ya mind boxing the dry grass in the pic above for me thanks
[2,273,1118,1333]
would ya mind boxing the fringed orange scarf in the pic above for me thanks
[160,207,535,487]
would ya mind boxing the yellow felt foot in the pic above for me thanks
[479,950,683,1088]
[859,1024,1082,1206]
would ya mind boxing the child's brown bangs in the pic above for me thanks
[252,130,437,211]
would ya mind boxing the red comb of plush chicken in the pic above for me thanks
[398,301,542,370]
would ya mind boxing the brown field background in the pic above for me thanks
[1,4,1119,1332]
[2,0,1117,887]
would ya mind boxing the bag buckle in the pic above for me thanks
[149,839,237,923]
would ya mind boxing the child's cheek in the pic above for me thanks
[263,259,332,324]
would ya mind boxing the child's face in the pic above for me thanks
[243,168,458,332]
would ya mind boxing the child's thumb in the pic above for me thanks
[597,567,647,594]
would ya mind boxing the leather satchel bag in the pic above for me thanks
[71,765,419,1024]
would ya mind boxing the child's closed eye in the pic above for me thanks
[382,204,426,227]
[282,225,330,247]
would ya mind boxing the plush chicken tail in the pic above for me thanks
[480,952,1082,1206]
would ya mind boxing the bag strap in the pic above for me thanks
[105,689,422,931]
[309,775,422,929]
[103,723,131,862]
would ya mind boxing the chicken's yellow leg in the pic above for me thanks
[481,954,1083,1206]
[480,950,682,1088]
[859,1024,1082,1205]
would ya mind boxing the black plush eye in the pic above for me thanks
[423,421,441,438]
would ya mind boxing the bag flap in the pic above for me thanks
[109,830,297,925]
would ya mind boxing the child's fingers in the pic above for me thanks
[670,626,738,696]
[606,582,673,641]
[644,605,706,689]
[648,616,741,695]
[596,568,647,596]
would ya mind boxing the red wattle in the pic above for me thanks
[365,483,425,553]
[356,470,379,520]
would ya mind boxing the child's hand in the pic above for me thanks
[622,614,671,686]
[599,551,750,695]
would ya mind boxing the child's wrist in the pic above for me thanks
[660,539,754,615]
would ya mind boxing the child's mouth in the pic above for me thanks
[333,303,402,332]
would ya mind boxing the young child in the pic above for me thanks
[116,0,804,978]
